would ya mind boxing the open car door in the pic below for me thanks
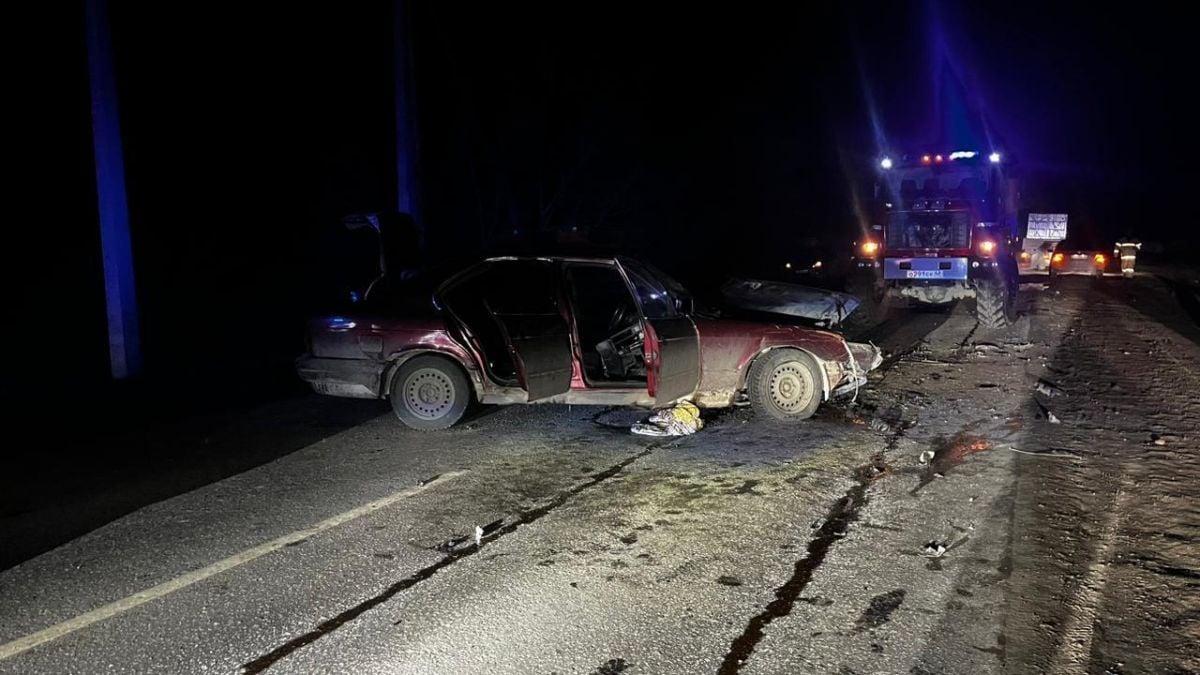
[438,259,573,401]
[618,259,700,404]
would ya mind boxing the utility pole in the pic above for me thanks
[86,0,141,379]
[393,0,421,243]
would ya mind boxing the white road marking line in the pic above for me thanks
[0,470,467,662]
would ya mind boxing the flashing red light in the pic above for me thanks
[1094,253,1106,265]
[860,240,880,256]
[1052,252,1065,264]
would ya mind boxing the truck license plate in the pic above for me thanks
[905,270,944,279]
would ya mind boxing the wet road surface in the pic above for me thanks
[1,275,1197,674]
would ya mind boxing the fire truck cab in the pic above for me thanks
[849,151,1020,328]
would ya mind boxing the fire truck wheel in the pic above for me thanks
[975,279,1013,329]
[842,277,888,334]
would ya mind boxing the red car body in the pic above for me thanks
[297,256,881,426]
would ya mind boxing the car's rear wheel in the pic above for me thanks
[389,355,470,430]
[748,349,822,423]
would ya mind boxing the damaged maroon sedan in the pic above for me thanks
[297,256,882,430]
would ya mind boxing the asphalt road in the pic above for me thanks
[1,275,1197,674]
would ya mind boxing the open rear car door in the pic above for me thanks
[438,260,573,401]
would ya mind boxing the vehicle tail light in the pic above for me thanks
[1052,253,1065,263]
[977,240,996,256]
[860,241,880,256]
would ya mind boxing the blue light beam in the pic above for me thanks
[86,0,142,378]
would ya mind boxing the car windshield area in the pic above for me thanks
[563,263,646,385]
[619,257,692,317]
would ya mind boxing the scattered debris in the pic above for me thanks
[921,541,948,558]
[918,449,936,465]
[716,575,744,587]
[591,658,630,675]
[1148,433,1184,446]
[474,525,483,548]
[1034,378,1065,397]
[631,401,704,437]
[869,417,894,434]
[1033,398,1061,424]
[854,589,906,631]
[434,534,471,553]
[1009,447,1082,459]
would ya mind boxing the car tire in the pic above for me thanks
[747,349,822,423]
[389,355,470,430]
[975,279,1013,329]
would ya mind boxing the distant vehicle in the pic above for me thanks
[849,150,1020,328]
[1050,249,1108,277]
[298,256,882,430]
[1019,213,1069,273]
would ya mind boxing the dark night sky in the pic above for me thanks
[6,2,1197,394]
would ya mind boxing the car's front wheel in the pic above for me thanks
[389,355,470,430]
[748,349,822,423]
[975,278,1014,328]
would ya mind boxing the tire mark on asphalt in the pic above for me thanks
[716,448,893,674]
[242,444,660,674]
[718,305,950,673]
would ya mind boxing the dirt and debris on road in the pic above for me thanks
[0,275,1197,674]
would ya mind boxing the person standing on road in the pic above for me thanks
[1114,237,1141,277]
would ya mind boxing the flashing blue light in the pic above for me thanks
[88,0,142,379]
[327,316,357,329]
[989,152,1002,163]
[350,290,361,303]
[949,151,977,160]
[880,156,893,170]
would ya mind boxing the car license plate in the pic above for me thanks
[905,270,944,279]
